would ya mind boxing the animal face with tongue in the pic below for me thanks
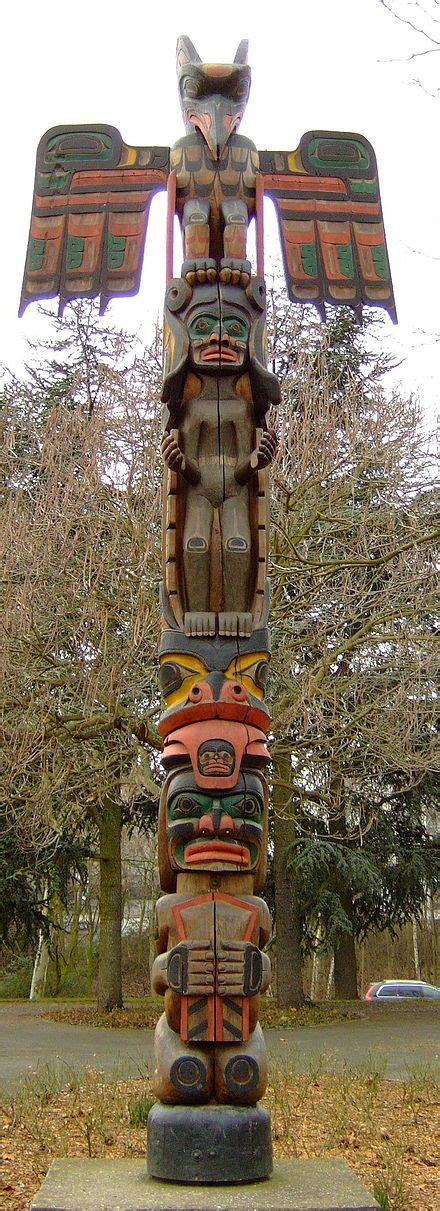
[161,770,266,880]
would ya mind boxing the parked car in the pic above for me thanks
[365,979,440,1001]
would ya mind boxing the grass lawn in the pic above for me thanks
[0,1061,438,1211]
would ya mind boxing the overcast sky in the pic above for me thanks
[2,0,439,421]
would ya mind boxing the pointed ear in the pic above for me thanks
[176,35,202,71]
[234,39,249,64]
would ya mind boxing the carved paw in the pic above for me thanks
[182,258,217,285]
[184,611,216,637]
[219,258,251,287]
[218,612,253,637]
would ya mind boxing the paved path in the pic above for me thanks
[0,1002,438,1096]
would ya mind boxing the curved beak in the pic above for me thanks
[187,95,240,160]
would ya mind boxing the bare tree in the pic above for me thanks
[378,0,440,96]
[1,304,163,1008]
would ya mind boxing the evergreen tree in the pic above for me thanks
[268,305,439,1000]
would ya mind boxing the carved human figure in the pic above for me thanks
[161,278,279,636]
[151,770,271,1104]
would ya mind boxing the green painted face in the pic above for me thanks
[166,783,264,873]
[189,315,249,341]
[188,309,250,370]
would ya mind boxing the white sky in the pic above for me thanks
[2,0,439,421]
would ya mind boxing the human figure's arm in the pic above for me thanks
[235,428,277,485]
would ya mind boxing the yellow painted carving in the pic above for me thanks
[225,652,270,700]
[183,373,203,402]
[287,149,302,172]
[119,144,137,166]
[160,654,207,708]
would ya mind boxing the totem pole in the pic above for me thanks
[21,34,395,1186]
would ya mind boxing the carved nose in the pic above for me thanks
[198,814,215,835]
[189,682,213,703]
[220,681,248,703]
[219,814,236,836]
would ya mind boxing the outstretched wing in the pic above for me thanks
[20,125,169,315]
[259,131,396,321]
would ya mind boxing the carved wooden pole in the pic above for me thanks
[21,32,395,1187]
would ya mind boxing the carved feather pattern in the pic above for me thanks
[259,131,396,320]
[20,125,169,315]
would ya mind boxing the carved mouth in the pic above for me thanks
[198,759,233,776]
[200,345,238,363]
[184,839,250,865]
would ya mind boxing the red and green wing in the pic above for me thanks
[20,125,169,315]
[259,130,396,321]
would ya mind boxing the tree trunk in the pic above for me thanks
[310,919,324,1000]
[333,924,358,999]
[326,955,334,999]
[328,779,358,1000]
[97,797,123,1011]
[29,879,50,1000]
[273,753,305,1007]
[29,929,50,1000]
[425,892,436,984]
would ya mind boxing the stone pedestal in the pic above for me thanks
[30,1158,379,1210]
[147,1102,272,1183]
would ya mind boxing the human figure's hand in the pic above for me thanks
[161,433,185,473]
[167,941,215,995]
[216,942,263,997]
[255,429,278,469]
[235,429,278,484]
[161,434,200,484]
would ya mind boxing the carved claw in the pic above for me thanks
[184,612,217,637]
[219,258,251,287]
[182,258,217,285]
[218,612,253,638]
[167,941,215,996]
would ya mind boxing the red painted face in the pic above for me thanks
[161,719,270,789]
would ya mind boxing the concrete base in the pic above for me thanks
[31,1158,379,1210]
[147,1102,272,1183]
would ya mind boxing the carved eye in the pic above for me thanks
[254,660,270,692]
[194,317,213,335]
[173,795,199,815]
[235,796,261,817]
[159,662,183,697]
[224,319,246,339]
[183,77,201,99]
[243,797,261,817]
